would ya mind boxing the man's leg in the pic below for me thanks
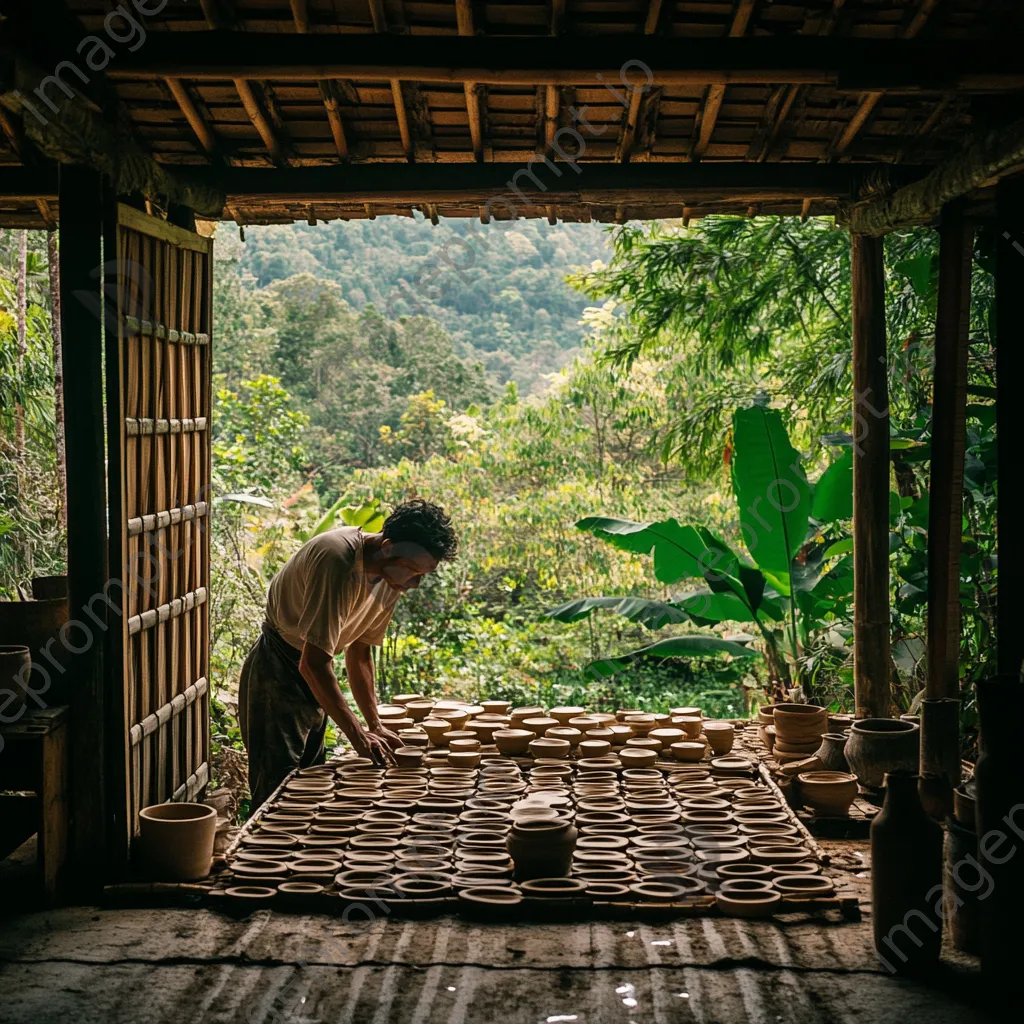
[238,633,326,808]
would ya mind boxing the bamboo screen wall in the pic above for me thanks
[115,206,212,837]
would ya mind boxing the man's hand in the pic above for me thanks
[368,724,402,751]
[349,726,394,767]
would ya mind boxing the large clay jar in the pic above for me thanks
[138,802,217,880]
[870,770,942,972]
[943,816,981,955]
[845,718,919,791]
[814,733,850,773]
[506,817,578,881]
[974,677,1024,991]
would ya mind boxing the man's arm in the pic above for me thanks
[345,641,401,751]
[298,641,392,765]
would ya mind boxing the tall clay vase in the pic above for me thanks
[974,678,1024,993]
[507,817,577,881]
[870,770,943,973]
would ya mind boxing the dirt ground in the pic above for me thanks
[0,839,995,1024]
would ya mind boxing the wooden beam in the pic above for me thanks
[851,232,891,720]
[827,0,938,160]
[59,166,120,884]
[455,0,482,161]
[849,117,1024,235]
[289,0,310,33]
[642,0,665,33]
[391,80,413,161]
[199,0,232,30]
[368,0,388,33]
[545,85,559,150]
[165,78,218,157]
[106,36,1024,89]
[233,79,287,165]
[617,0,666,163]
[286,1,349,159]
[692,0,758,161]
[927,199,973,701]
[318,81,350,160]
[996,176,1024,678]
[185,161,916,207]
[550,0,566,36]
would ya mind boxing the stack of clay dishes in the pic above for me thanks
[771,703,827,763]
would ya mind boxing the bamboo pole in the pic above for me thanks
[851,233,891,719]
[927,200,972,700]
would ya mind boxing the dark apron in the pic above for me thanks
[238,622,328,809]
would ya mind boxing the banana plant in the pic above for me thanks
[547,405,856,692]
[296,496,386,542]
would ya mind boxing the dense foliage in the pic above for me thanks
[0,213,999,766]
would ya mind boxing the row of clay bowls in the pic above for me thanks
[383,700,738,769]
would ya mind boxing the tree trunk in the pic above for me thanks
[48,229,67,532]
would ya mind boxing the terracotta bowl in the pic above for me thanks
[509,706,546,723]
[546,727,583,747]
[671,741,707,763]
[493,729,534,755]
[522,716,560,737]
[671,706,702,719]
[404,700,435,721]
[703,722,736,754]
[529,737,571,760]
[619,748,658,769]
[649,728,684,747]
[796,770,858,817]
[449,737,482,753]
[579,739,612,758]
[448,750,482,768]
[391,693,426,706]
[548,706,585,725]
[480,700,512,716]
[624,714,657,736]
[393,747,425,768]
[421,718,453,744]
[715,888,782,918]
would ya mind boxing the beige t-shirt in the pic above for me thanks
[266,527,400,654]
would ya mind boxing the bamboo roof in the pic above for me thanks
[0,0,1022,227]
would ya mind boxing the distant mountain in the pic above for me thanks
[233,216,613,391]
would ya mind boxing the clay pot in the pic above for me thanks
[448,751,482,768]
[670,741,706,763]
[480,700,511,716]
[393,747,424,768]
[579,739,612,758]
[507,818,578,880]
[813,733,850,773]
[625,736,662,752]
[673,716,703,740]
[432,707,470,730]
[376,704,407,722]
[796,771,858,817]
[405,700,435,721]
[828,713,854,733]
[703,722,735,755]
[671,706,702,719]
[545,726,582,748]
[522,716,559,737]
[529,737,571,760]
[619,748,658,768]
[420,718,453,745]
[845,719,920,791]
[715,888,781,918]
[953,783,975,830]
[624,714,656,735]
[547,705,584,725]
[509,706,546,723]
[449,737,482,753]
[138,802,217,880]
[871,770,942,971]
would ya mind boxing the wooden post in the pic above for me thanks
[927,200,972,698]
[59,166,121,885]
[851,233,891,719]
[996,177,1024,679]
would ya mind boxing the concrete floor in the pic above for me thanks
[0,840,993,1024]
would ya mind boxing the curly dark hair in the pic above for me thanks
[382,499,459,562]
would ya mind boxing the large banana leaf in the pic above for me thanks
[811,447,853,523]
[731,406,812,596]
[586,635,762,679]
[545,597,689,630]
[577,516,712,585]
